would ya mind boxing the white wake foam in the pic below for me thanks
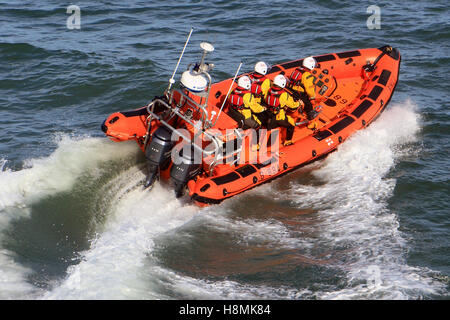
[34,101,448,299]
[280,100,445,298]
[129,100,446,300]
[43,166,199,299]
[0,136,138,211]
[0,135,139,299]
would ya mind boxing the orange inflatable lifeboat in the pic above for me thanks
[101,33,401,206]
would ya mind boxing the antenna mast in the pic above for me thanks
[167,28,194,92]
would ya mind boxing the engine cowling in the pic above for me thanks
[144,126,175,189]
[170,144,202,198]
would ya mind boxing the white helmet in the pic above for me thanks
[273,74,287,88]
[254,61,268,75]
[303,56,317,70]
[237,76,251,90]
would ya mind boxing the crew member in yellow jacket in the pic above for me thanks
[228,75,267,150]
[228,75,266,130]
[288,56,318,123]
[248,61,271,127]
[249,61,271,101]
[264,74,300,146]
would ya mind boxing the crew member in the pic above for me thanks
[264,74,300,146]
[228,76,267,150]
[248,61,271,127]
[228,75,266,128]
[249,61,271,101]
[288,56,318,121]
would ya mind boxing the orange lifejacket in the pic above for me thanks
[266,87,284,114]
[229,88,250,110]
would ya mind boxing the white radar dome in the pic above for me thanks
[180,70,208,93]
[200,42,214,53]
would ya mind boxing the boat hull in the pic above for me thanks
[101,46,401,206]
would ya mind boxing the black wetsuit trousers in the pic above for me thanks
[298,91,314,115]
[228,108,262,144]
[228,108,260,130]
[267,113,295,141]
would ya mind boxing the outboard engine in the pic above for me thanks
[144,126,175,189]
[170,144,202,198]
